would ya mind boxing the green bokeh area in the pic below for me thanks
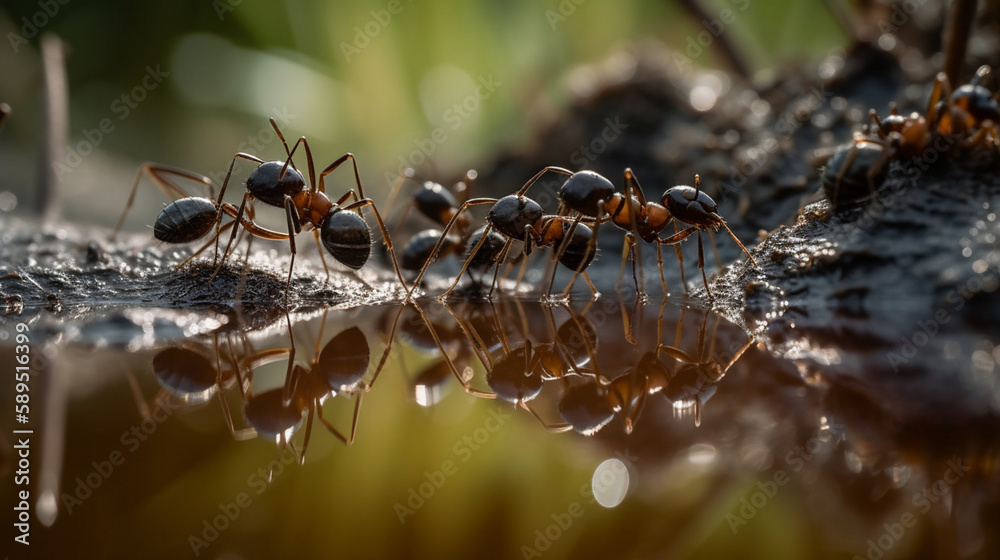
[0,0,842,229]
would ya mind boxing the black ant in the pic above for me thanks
[113,119,407,297]
[408,167,600,300]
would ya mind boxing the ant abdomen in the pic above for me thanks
[154,197,218,243]
[559,170,615,216]
[487,346,543,404]
[821,141,889,206]
[244,388,305,441]
[245,161,307,207]
[463,226,505,271]
[316,326,370,392]
[557,381,615,436]
[321,211,371,270]
[401,229,454,271]
[488,195,543,241]
[556,222,597,272]
[414,181,465,226]
[152,347,217,402]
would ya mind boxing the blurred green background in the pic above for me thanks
[0,0,844,231]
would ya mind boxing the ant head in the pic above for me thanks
[662,182,720,227]
[321,210,371,269]
[153,197,218,243]
[246,161,306,207]
[488,195,543,241]
[559,170,615,217]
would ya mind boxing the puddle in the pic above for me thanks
[3,292,997,559]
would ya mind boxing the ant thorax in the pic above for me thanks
[294,189,335,228]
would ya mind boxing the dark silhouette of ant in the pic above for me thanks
[0,103,10,132]
[408,167,600,299]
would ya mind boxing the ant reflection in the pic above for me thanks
[145,312,383,466]
[388,296,754,435]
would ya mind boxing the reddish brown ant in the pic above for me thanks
[408,167,600,300]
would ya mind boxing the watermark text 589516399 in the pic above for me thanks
[12,322,34,545]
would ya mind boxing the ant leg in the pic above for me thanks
[342,198,409,293]
[281,197,303,299]
[112,163,214,240]
[411,301,496,398]
[697,232,712,299]
[546,215,583,297]
[927,73,949,132]
[409,198,496,297]
[562,203,604,297]
[942,0,976,91]
[622,170,646,294]
[514,166,574,197]
[212,194,252,282]
[367,303,406,390]
[520,401,573,433]
[176,218,238,269]
[488,240,516,299]
[317,391,362,445]
[311,230,331,279]
[212,152,266,264]
[317,153,364,198]
[718,221,758,266]
[672,221,688,293]
[616,233,635,291]
[655,243,668,296]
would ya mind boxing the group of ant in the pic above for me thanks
[112,118,758,303]
[98,62,1000,301]
[138,296,752,463]
[822,64,1000,207]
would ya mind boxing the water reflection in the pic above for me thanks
[9,295,1000,559]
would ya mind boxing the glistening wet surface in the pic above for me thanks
[3,288,999,560]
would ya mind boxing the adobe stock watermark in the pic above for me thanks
[383,74,502,187]
[340,0,412,63]
[569,117,629,169]
[188,445,300,557]
[521,449,638,559]
[885,263,999,372]
[726,419,843,534]
[727,84,827,191]
[59,399,182,515]
[875,0,928,36]
[672,0,751,72]
[393,405,512,523]
[545,0,588,30]
[212,0,244,21]
[52,64,170,179]
[852,457,970,560]
[7,0,70,54]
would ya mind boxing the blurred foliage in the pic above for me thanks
[0,0,844,228]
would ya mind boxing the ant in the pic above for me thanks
[408,167,600,300]
[113,118,407,298]
[227,313,379,465]
[823,66,999,207]
[658,175,758,297]
[557,169,755,299]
